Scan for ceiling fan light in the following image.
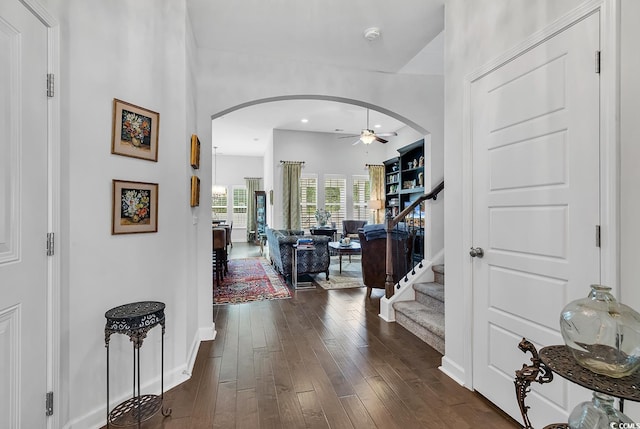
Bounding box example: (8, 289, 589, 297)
(361, 134, 376, 144)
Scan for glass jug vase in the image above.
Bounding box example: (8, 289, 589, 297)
(568, 392, 633, 429)
(560, 284, 640, 378)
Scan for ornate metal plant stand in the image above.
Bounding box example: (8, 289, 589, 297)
(515, 338, 640, 429)
(105, 301, 171, 427)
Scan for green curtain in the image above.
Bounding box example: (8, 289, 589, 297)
(245, 177, 261, 242)
(368, 164, 385, 224)
(282, 162, 302, 230)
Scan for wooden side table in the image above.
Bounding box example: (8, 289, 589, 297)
(328, 241, 361, 273)
(310, 227, 337, 241)
(105, 301, 171, 427)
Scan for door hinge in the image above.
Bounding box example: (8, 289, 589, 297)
(46, 73, 54, 97)
(596, 225, 601, 248)
(595, 51, 601, 74)
(46, 391, 53, 416)
(46, 232, 54, 256)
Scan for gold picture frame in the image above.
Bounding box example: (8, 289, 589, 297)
(111, 99, 160, 162)
(190, 134, 201, 169)
(112, 179, 159, 234)
(190, 175, 200, 207)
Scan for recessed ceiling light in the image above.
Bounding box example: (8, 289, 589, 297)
(301, 118, 309, 123)
(253, 138, 259, 141)
(363, 27, 381, 41)
(374, 124, 381, 129)
(335, 128, 344, 132)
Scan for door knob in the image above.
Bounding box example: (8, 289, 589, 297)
(469, 247, 484, 258)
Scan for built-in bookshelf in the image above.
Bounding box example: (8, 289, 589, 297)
(384, 139, 424, 217)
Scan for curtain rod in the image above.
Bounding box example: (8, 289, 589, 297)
(243, 177, 262, 179)
(365, 164, 384, 167)
(280, 160, 305, 164)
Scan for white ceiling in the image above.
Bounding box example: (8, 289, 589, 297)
(187, 0, 444, 156)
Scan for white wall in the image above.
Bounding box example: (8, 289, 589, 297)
(443, 0, 640, 420)
(49, 0, 198, 427)
(443, 0, 588, 384)
(194, 48, 446, 231)
(42, 1, 446, 426)
(619, 0, 640, 419)
(271, 129, 388, 229)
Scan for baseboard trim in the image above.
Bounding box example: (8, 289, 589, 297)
(64, 365, 191, 429)
(439, 356, 469, 389)
(65, 325, 216, 429)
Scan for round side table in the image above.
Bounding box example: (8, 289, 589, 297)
(105, 301, 171, 427)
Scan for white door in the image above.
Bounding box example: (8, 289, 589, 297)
(0, 1, 49, 428)
(471, 12, 600, 426)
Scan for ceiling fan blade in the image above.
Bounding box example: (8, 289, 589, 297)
(375, 136, 388, 144)
(339, 134, 361, 139)
(376, 132, 398, 137)
(352, 139, 362, 146)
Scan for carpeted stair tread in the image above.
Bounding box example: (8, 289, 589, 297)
(413, 282, 444, 313)
(414, 282, 444, 302)
(432, 264, 444, 285)
(393, 301, 444, 337)
(393, 300, 444, 354)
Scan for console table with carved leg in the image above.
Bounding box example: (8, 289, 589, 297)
(515, 338, 640, 429)
(105, 301, 172, 428)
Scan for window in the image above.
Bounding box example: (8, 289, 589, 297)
(300, 175, 317, 230)
(324, 175, 346, 231)
(352, 175, 370, 222)
(232, 186, 248, 227)
(211, 191, 228, 221)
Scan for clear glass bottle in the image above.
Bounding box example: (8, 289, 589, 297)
(560, 284, 640, 378)
(568, 392, 633, 429)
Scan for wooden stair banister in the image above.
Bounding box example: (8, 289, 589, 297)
(384, 180, 444, 298)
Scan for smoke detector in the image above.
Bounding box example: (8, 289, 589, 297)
(363, 27, 381, 41)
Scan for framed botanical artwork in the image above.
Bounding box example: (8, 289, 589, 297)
(111, 99, 160, 162)
(190, 175, 200, 207)
(112, 180, 159, 234)
(190, 134, 201, 169)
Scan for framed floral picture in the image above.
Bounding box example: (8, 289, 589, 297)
(111, 99, 159, 162)
(190, 134, 201, 169)
(190, 175, 200, 207)
(112, 180, 159, 234)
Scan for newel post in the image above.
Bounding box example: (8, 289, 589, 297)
(384, 212, 394, 298)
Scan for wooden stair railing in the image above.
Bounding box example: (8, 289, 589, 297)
(384, 180, 444, 298)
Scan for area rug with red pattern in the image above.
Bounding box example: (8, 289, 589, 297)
(214, 257, 291, 304)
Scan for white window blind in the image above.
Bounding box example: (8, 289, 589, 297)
(324, 175, 346, 231)
(232, 186, 248, 227)
(300, 175, 318, 230)
(211, 191, 228, 221)
(352, 175, 370, 222)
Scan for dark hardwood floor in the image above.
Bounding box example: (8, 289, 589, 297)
(109, 242, 520, 428)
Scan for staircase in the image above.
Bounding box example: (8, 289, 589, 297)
(392, 264, 444, 354)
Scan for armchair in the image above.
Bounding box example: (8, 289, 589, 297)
(342, 220, 367, 241)
(358, 226, 413, 298)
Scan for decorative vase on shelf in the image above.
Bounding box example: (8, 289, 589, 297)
(568, 392, 633, 429)
(560, 284, 640, 378)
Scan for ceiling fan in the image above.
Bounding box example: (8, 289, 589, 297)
(341, 108, 398, 145)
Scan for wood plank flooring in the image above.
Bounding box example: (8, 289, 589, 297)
(106, 243, 520, 429)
